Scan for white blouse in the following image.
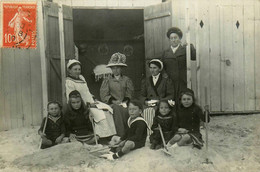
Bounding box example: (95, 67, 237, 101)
(65, 75, 95, 104)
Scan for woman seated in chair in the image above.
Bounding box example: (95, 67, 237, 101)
(100, 52, 134, 137)
(140, 59, 175, 136)
(65, 59, 116, 141)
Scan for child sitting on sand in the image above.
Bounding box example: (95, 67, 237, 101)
(150, 100, 177, 150)
(166, 88, 210, 150)
(38, 101, 66, 149)
(64, 90, 97, 144)
(101, 100, 148, 160)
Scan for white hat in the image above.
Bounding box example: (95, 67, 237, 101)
(149, 59, 164, 71)
(107, 52, 127, 67)
(67, 59, 81, 70)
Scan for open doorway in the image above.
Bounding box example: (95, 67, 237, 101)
(73, 9, 145, 99)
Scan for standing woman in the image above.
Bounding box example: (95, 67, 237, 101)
(140, 59, 175, 135)
(162, 27, 196, 105)
(65, 59, 116, 139)
(100, 53, 134, 137)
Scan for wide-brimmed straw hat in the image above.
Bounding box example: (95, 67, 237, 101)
(107, 52, 127, 67)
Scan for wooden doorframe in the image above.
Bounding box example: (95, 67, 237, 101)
(58, 1, 67, 107)
(38, 0, 48, 118)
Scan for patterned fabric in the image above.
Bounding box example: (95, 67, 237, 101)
(107, 52, 127, 67)
(142, 107, 155, 136)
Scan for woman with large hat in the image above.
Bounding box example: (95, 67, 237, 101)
(140, 59, 175, 135)
(162, 27, 196, 105)
(100, 52, 134, 137)
(65, 59, 116, 142)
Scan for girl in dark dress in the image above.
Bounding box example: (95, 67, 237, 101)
(167, 88, 209, 149)
(150, 100, 178, 150)
(64, 90, 96, 144)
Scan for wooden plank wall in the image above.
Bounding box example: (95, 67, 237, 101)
(198, 0, 259, 112)
(43, 1, 75, 104)
(232, 1, 244, 111)
(255, 0, 260, 110)
(53, 0, 161, 7)
(208, 2, 221, 111)
(157, 0, 260, 112)
(144, 0, 172, 76)
(0, 1, 43, 131)
(244, 0, 256, 111)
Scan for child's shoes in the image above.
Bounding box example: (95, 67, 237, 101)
(110, 147, 117, 153)
(170, 143, 179, 149)
(150, 143, 156, 150)
(100, 152, 115, 160)
(155, 144, 163, 150)
(42, 137, 52, 146)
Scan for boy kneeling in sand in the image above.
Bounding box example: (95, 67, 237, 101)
(101, 100, 148, 160)
(38, 101, 67, 149)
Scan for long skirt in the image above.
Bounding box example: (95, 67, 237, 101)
(111, 104, 129, 137)
(90, 108, 116, 138)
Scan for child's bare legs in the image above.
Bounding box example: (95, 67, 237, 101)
(61, 137, 70, 144)
(167, 134, 192, 147)
(177, 134, 192, 146)
(167, 134, 182, 146)
(121, 140, 135, 154)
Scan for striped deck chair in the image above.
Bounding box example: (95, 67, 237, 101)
(142, 107, 155, 136)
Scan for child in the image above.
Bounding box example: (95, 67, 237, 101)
(64, 90, 97, 144)
(150, 100, 177, 150)
(101, 100, 148, 160)
(38, 101, 66, 149)
(166, 88, 210, 149)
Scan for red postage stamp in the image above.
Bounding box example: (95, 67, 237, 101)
(2, 3, 37, 49)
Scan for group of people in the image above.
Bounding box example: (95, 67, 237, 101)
(38, 27, 209, 160)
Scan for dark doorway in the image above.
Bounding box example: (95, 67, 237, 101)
(73, 9, 145, 99)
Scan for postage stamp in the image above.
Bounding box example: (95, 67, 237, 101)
(2, 3, 37, 49)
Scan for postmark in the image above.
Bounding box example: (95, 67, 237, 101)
(2, 3, 37, 49)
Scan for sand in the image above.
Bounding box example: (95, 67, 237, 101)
(0, 114, 260, 172)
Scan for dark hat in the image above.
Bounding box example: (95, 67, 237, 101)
(47, 101, 62, 109)
(69, 90, 82, 98)
(180, 88, 195, 100)
(167, 27, 183, 39)
(128, 99, 143, 110)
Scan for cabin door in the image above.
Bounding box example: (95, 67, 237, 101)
(43, 1, 75, 103)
